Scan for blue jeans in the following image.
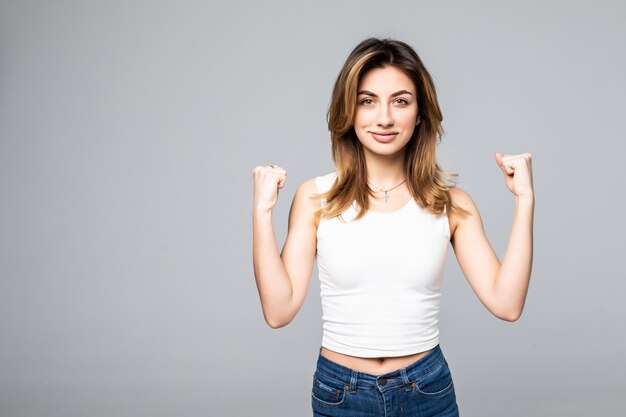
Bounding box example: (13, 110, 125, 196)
(311, 344, 459, 416)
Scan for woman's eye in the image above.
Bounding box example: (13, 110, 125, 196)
(360, 98, 374, 105)
(396, 98, 409, 105)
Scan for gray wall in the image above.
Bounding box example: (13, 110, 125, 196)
(1, 1, 624, 416)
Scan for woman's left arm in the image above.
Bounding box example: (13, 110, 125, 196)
(450, 152, 534, 321)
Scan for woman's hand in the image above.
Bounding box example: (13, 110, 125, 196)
(252, 165, 288, 213)
(494, 153, 534, 199)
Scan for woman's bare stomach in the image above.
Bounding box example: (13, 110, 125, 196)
(320, 346, 434, 375)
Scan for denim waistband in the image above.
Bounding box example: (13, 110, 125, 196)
(315, 345, 445, 391)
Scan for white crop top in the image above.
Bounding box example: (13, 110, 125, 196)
(315, 172, 451, 357)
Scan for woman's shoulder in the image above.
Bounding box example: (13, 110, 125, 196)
(294, 177, 319, 198)
(293, 171, 336, 197)
(294, 172, 335, 199)
(448, 185, 473, 207)
(291, 172, 336, 217)
(288, 174, 334, 227)
(447, 185, 481, 238)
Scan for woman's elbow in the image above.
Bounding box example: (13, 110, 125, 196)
(263, 311, 294, 329)
(266, 317, 290, 329)
(495, 307, 523, 322)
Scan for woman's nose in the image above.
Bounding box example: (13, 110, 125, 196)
(377, 106, 394, 127)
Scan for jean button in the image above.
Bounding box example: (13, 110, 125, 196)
(379, 378, 387, 386)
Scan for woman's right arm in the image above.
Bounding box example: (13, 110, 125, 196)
(252, 166, 319, 328)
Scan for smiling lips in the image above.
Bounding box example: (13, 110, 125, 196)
(370, 131, 398, 143)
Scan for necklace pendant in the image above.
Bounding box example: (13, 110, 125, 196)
(367, 178, 406, 204)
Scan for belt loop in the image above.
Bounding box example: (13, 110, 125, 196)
(349, 370, 358, 394)
(400, 368, 412, 391)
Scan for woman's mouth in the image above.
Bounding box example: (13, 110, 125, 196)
(371, 132, 398, 143)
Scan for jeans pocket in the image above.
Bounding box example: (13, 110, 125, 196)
(413, 359, 455, 398)
(311, 371, 346, 407)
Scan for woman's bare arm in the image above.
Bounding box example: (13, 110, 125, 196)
(450, 153, 534, 321)
(252, 167, 319, 328)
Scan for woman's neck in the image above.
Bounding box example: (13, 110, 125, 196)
(364, 152, 406, 189)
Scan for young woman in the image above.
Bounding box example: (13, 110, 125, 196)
(252, 38, 534, 417)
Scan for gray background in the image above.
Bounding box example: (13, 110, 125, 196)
(1, 1, 625, 416)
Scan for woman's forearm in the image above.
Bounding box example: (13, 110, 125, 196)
(493, 195, 535, 320)
(252, 209, 294, 328)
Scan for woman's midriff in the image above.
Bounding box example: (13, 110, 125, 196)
(320, 346, 434, 375)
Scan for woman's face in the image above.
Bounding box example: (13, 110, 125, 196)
(353, 65, 418, 160)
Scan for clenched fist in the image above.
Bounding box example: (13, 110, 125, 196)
(495, 152, 534, 199)
(252, 165, 288, 213)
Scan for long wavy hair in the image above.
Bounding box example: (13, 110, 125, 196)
(317, 37, 470, 221)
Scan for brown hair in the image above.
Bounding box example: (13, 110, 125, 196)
(317, 37, 470, 221)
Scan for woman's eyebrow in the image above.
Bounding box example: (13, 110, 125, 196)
(357, 89, 414, 97)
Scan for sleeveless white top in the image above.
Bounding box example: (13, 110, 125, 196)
(315, 172, 451, 357)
